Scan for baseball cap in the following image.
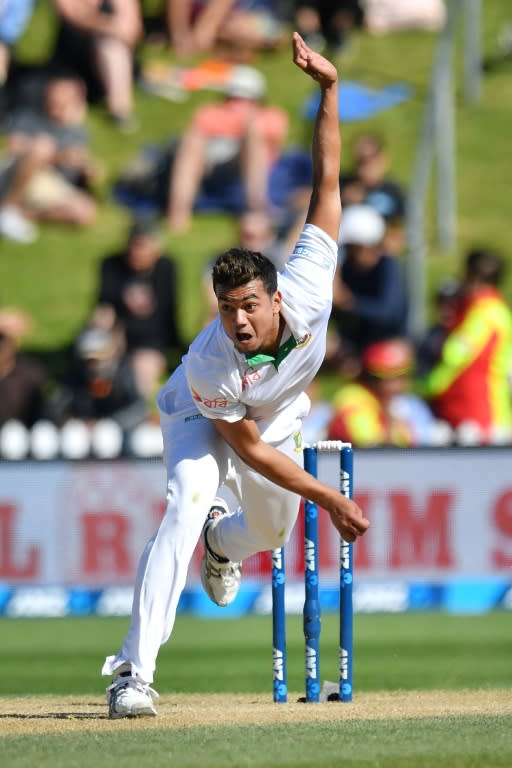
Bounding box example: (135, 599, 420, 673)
(362, 339, 413, 379)
(435, 276, 461, 302)
(226, 66, 267, 100)
(339, 204, 386, 246)
(76, 327, 117, 361)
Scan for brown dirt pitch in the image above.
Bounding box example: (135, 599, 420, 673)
(0, 690, 511, 735)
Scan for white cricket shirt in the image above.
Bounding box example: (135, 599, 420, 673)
(157, 224, 337, 444)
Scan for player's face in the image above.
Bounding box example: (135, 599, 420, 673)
(216, 279, 282, 355)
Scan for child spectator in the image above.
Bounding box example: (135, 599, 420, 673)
(0, 74, 97, 243)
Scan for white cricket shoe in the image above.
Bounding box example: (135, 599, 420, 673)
(106, 668, 159, 719)
(201, 499, 242, 607)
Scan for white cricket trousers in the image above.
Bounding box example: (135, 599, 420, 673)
(102, 413, 303, 683)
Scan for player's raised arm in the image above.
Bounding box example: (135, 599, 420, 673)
(292, 32, 341, 243)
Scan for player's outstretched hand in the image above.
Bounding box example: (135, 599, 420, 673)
(326, 495, 370, 543)
(292, 31, 338, 89)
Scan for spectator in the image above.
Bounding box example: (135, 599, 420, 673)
(52, 322, 149, 431)
(419, 248, 512, 443)
(165, 0, 287, 59)
(0, 310, 50, 428)
(416, 276, 461, 377)
(91, 216, 183, 399)
(327, 338, 428, 447)
(294, 1, 365, 53)
(50, 0, 143, 131)
(0, 74, 97, 243)
(166, 68, 289, 232)
(328, 203, 409, 375)
(340, 133, 406, 255)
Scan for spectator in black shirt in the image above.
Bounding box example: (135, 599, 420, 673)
(91, 216, 182, 400)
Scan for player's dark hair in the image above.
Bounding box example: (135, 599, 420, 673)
(212, 248, 278, 296)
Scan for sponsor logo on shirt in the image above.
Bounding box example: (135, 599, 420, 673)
(191, 388, 228, 409)
(241, 368, 262, 391)
(293, 246, 331, 270)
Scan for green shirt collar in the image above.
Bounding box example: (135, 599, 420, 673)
(245, 334, 298, 370)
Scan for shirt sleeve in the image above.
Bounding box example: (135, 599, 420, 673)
(184, 345, 246, 423)
(278, 224, 338, 327)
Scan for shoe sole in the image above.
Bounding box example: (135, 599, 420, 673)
(109, 706, 157, 719)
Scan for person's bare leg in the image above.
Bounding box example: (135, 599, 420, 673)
(36, 191, 97, 226)
(2, 136, 56, 208)
(167, 127, 209, 233)
(0, 42, 9, 85)
(95, 36, 134, 121)
(239, 120, 272, 212)
(217, 10, 285, 51)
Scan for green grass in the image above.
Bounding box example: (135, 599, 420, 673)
(0, 612, 510, 695)
(2, 1, 512, 385)
(2, 716, 512, 768)
(0, 613, 511, 767)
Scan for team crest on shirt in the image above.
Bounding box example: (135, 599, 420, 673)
(295, 332, 312, 349)
(294, 431, 303, 453)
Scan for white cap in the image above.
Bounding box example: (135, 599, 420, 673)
(226, 66, 267, 100)
(339, 204, 386, 246)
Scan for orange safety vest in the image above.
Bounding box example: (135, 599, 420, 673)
(421, 287, 512, 438)
(327, 381, 413, 447)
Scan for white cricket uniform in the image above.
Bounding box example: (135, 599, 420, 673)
(102, 224, 337, 684)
